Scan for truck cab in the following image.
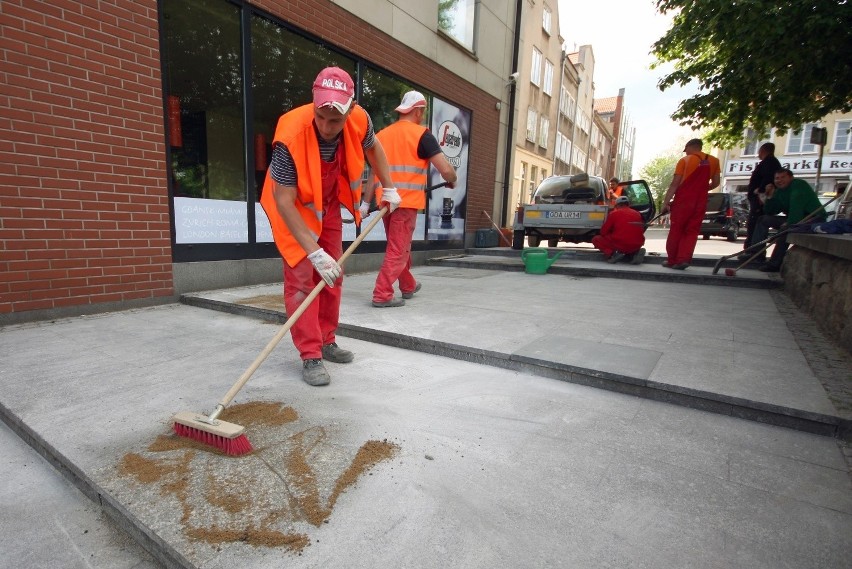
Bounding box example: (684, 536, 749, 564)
(512, 173, 656, 249)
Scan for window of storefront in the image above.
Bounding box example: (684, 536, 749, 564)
(160, 0, 470, 261)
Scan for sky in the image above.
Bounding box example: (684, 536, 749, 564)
(558, 0, 699, 172)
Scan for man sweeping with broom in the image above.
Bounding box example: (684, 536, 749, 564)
(171, 68, 399, 455)
(261, 66, 399, 386)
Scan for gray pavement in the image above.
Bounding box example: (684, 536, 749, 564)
(2, 252, 851, 568)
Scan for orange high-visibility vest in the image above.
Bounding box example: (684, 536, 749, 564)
(375, 120, 429, 210)
(260, 103, 368, 267)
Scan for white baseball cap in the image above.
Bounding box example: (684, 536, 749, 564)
(395, 91, 427, 113)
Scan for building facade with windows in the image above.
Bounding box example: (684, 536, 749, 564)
(595, 87, 634, 182)
(1, 0, 519, 323)
(562, 46, 599, 179)
(720, 112, 852, 197)
(508, 0, 563, 217)
(552, 50, 580, 177)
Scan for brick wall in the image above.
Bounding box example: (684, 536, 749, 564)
(0, 0, 172, 317)
(0, 0, 500, 319)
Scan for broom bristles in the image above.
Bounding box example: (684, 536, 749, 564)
(173, 422, 253, 456)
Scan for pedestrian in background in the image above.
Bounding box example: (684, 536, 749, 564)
(751, 168, 826, 272)
(743, 142, 782, 249)
(369, 90, 457, 308)
(261, 66, 400, 386)
(660, 138, 721, 269)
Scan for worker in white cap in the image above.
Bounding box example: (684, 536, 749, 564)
(368, 90, 457, 307)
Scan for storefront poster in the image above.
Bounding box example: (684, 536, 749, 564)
(428, 98, 470, 240)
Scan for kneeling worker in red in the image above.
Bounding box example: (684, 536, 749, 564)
(592, 196, 646, 264)
(261, 67, 399, 386)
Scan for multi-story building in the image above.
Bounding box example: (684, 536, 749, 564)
(552, 49, 581, 177)
(1, 0, 520, 323)
(508, 0, 564, 216)
(565, 46, 599, 180)
(588, 113, 612, 179)
(720, 112, 852, 197)
(595, 88, 635, 181)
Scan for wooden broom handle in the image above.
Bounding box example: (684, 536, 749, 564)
(213, 205, 390, 414)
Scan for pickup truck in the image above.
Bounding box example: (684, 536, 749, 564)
(511, 173, 656, 249)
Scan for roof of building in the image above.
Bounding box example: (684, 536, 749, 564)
(594, 97, 618, 114)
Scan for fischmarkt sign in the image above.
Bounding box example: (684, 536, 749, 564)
(725, 155, 852, 177)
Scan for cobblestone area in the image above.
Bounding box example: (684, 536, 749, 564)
(772, 290, 852, 477)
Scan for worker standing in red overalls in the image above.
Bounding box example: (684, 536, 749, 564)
(660, 138, 721, 270)
(261, 67, 399, 386)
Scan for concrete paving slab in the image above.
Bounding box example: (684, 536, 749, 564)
(0, 420, 162, 569)
(186, 262, 846, 435)
(516, 335, 663, 379)
(2, 304, 851, 568)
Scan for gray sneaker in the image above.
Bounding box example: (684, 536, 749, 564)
(606, 251, 625, 264)
(372, 298, 405, 308)
(322, 342, 354, 363)
(630, 248, 646, 265)
(401, 282, 422, 300)
(302, 358, 330, 386)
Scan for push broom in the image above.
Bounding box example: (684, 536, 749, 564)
(173, 183, 448, 455)
(172, 203, 390, 455)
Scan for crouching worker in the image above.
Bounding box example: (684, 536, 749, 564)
(260, 67, 398, 387)
(592, 196, 646, 264)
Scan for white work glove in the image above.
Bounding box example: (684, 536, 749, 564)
(358, 201, 370, 219)
(381, 187, 401, 212)
(307, 248, 341, 287)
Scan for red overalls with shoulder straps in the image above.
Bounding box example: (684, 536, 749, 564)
(283, 145, 345, 360)
(666, 154, 711, 265)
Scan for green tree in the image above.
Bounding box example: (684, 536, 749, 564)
(651, 1, 852, 148)
(639, 153, 680, 211)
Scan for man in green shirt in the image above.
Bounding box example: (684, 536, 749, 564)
(752, 168, 826, 272)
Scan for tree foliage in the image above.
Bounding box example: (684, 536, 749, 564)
(651, 0, 852, 148)
(639, 153, 680, 211)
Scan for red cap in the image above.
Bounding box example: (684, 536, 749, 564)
(312, 67, 355, 114)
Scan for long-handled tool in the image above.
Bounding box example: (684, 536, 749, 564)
(713, 194, 839, 275)
(629, 211, 666, 229)
(172, 202, 394, 456)
(481, 210, 512, 247)
(341, 182, 449, 223)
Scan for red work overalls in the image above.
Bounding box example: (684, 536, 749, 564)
(282, 147, 345, 360)
(666, 156, 711, 265)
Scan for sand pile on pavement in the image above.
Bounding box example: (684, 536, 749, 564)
(117, 401, 398, 554)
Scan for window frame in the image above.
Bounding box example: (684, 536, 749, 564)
(542, 6, 552, 35)
(526, 107, 537, 142)
(530, 48, 542, 86)
(832, 120, 852, 152)
(543, 59, 554, 96)
(437, 0, 477, 52)
(786, 123, 819, 154)
(539, 116, 550, 148)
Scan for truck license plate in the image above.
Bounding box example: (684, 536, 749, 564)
(546, 211, 581, 219)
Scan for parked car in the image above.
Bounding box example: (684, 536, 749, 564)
(700, 192, 748, 241)
(511, 173, 655, 248)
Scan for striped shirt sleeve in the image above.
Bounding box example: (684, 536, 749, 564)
(268, 111, 376, 187)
